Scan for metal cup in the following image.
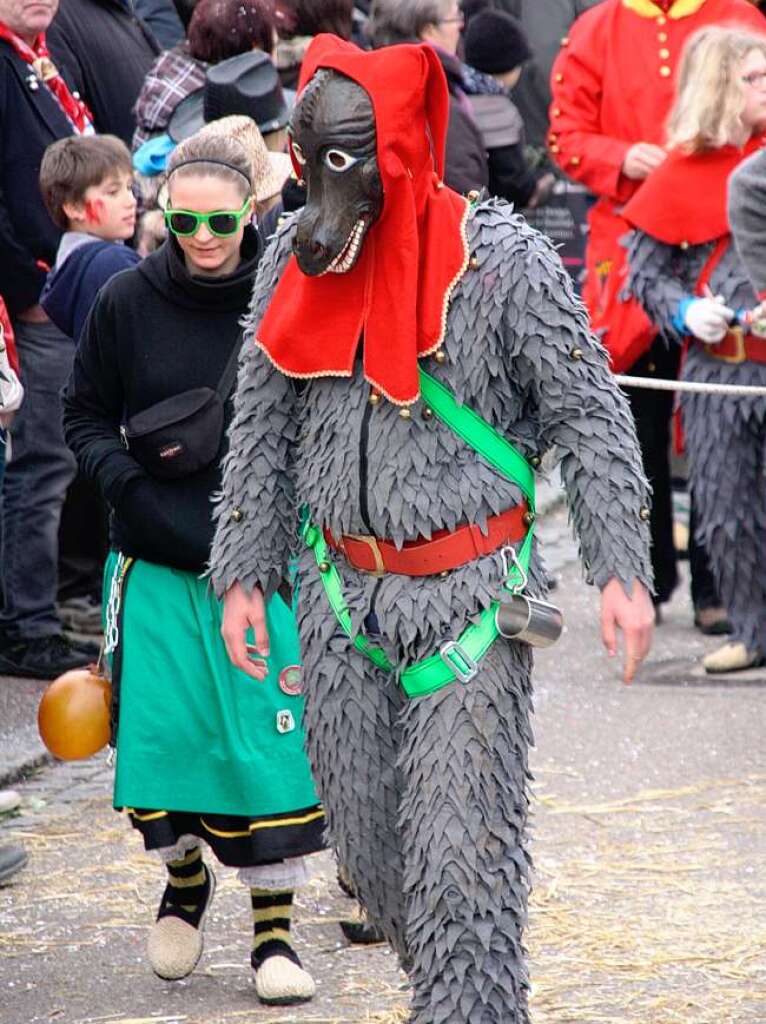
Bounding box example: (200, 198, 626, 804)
(495, 593, 563, 648)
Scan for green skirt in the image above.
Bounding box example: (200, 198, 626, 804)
(105, 552, 324, 866)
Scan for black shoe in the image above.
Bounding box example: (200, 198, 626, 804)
(339, 905, 387, 945)
(57, 595, 103, 636)
(0, 634, 96, 680)
(693, 606, 732, 636)
(0, 844, 28, 884)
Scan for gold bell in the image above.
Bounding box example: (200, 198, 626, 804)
(569, 347, 583, 361)
(530, 455, 541, 469)
(422, 406, 434, 421)
(467, 189, 481, 202)
(369, 390, 382, 406)
(523, 511, 536, 527)
(469, 256, 480, 270)
(434, 349, 447, 364)
(639, 506, 651, 522)
(230, 507, 243, 523)
(318, 561, 331, 573)
(399, 407, 412, 420)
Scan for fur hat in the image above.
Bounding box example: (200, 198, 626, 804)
(464, 10, 532, 75)
(194, 115, 292, 203)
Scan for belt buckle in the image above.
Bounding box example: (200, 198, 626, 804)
(345, 534, 386, 576)
(439, 640, 478, 683)
(715, 325, 746, 364)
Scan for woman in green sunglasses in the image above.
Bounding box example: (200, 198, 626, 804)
(63, 130, 323, 1005)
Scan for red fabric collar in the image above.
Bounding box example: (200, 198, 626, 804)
(256, 35, 470, 406)
(622, 136, 765, 245)
(0, 22, 92, 134)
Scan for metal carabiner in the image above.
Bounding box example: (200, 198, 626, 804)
(500, 544, 528, 595)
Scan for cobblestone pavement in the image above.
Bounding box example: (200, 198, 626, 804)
(2, 497, 766, 1023)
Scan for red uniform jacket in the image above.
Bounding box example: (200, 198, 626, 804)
(549, 0, 766, 370)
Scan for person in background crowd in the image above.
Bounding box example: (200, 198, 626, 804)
(63, 129, 323, 1004)
(479, 0, 604, 156)
(625, 26, 766, 673)
(132, 0, 278, 151)
(135, 0, 185, 49)
(367, 0, 489, 195)
(548, 0, 765, 632)
(39, 136, 139, 344)
(0, 0, 100, 680)
(275, 0, 354, 87)
(463, 8, 555, 206)
(46, 0, 160, 146)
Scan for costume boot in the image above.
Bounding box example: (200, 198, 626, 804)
(147, 846, 216, 980)
(703, 641, 762, 674)
(250, 888, 315, 1005)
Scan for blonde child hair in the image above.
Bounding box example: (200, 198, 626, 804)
(667, 26, 766, 153)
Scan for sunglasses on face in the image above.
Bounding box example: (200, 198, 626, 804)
(163, 196, 252, 238)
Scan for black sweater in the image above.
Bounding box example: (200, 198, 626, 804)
(63, 228, 261, 572)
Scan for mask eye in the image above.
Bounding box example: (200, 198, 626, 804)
(291, 140, 307, 166)
(324, 148, 359, 172)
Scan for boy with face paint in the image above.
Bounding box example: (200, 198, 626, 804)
(212, 35, 654, 1024)
(39, 135, 139, 343)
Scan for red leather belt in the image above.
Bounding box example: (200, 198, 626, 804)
(703, 327, 766, 365)
(323, 503, 531, 577)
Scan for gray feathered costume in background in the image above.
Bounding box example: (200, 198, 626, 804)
(627, 223, 766, 658)
(210, 197, 652, 1021)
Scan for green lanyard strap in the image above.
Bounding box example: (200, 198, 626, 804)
(303, 367, 537, 698)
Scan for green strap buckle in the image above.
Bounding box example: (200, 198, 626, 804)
(438, 640, 478, 683)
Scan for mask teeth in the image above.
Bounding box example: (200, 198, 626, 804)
(323, 218, 365, 275)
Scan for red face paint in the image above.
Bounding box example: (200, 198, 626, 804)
(84, 198, 104, 225)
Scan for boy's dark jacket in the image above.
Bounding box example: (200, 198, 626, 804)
(63, 227, 261, 573)
(41, 237, 140, 342)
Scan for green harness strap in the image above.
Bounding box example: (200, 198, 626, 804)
(303, 368, 536, 699)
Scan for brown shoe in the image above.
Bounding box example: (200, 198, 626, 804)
(694, 606, 732, 636)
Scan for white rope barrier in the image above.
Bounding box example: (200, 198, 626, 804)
(615, 374, 766, 397)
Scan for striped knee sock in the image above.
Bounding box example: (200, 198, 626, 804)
(251, 888, 300, 967)
(163, 846, 207, 916)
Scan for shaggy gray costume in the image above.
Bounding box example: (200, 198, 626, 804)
(211, 199, 652, 1023)
(627, 232, 766, 656)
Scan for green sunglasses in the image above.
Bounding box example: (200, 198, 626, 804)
(164, 196, 252, 238)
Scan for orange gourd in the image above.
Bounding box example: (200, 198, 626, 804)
(38, 668, 111, 761)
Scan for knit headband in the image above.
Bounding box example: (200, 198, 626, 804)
(168, 157, 253, 188)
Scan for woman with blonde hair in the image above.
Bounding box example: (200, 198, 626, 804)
(63, 129, 323, 1002)
(624, 25, 766, 674)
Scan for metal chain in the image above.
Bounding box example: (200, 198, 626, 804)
(103, 553, 127, 656)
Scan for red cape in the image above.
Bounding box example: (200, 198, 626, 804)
(621, 135, 765, 244)
(256, 35, 469, 406)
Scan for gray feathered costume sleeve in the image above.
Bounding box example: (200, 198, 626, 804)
(729, 146, 766, 297)
(210, 220, 298, 601)
(626, 230, 690, 342)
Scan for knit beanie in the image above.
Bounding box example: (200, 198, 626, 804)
(464, 10, 532, 75)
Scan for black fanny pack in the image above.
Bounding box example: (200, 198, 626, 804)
(120, 331, 243, 480)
